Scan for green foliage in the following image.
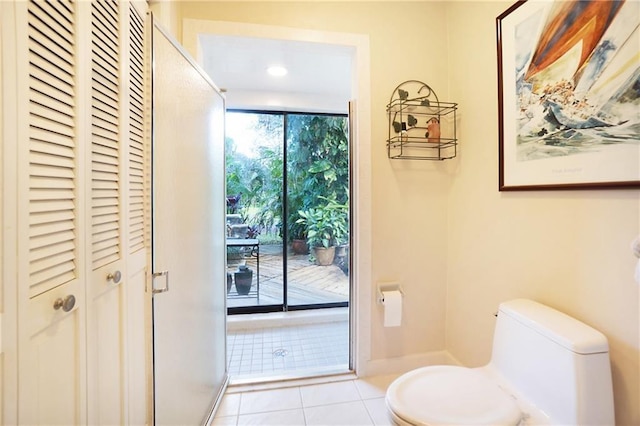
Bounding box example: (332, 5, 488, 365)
(296, 196, 348, 248)
(286, 114, 349, 242)
(225, 112, 349, 246)
(225, 114, 284, 234)
(225, 137, 251, 205)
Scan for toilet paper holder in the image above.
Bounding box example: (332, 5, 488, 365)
(377, 284, 404, 304)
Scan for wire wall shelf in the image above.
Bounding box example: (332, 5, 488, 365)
(386, 80, 458, 160)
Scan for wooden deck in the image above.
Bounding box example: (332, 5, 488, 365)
(227, 244, 349, 308)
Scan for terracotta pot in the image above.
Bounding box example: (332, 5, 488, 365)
(291, 239, 309, 255)
(313, 246, 336, 266)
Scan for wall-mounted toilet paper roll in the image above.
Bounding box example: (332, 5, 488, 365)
(382, 290, 402, 327)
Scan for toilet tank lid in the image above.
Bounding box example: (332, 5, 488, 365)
(499, 299, 609, 354)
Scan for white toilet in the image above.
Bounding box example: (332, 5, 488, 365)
(386, 299, 615, 425)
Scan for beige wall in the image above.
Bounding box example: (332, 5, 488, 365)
(446, 2, 639, 424)
(174, 1, 452, 364)
(162, 1, 639, 424)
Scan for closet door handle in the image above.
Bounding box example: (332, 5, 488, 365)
(107, 270, 122, 284)
(53, 295, 76, 312)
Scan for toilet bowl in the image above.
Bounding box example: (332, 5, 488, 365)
(385, 299, 615, 426)
(386, 365, 522, 426)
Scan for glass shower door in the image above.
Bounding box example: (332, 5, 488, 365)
(151, 20, 227, 424)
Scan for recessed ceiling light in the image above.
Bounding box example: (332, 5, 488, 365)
(267, 66, 288, 77)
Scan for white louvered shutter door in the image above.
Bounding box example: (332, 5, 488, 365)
(28, 0, 78, 298)
(128, 3, 146, 255)
(86, 1, 126, 424)
(90, 0, 121, 269)
(18, 0, 87, 424)
(124, 5, 150, 423)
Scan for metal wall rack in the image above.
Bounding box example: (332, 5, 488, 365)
(386, 80, 458, 160)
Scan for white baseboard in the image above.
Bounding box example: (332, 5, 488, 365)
(357, 350, 461, 377)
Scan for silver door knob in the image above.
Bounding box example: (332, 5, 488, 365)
(53, 295, 76, 312)
(107, 270, 122, 284)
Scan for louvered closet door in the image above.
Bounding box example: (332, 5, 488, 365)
(18, 0, 87, 424)
(124, 3, 150, 424)
(86, 1, 127, 424)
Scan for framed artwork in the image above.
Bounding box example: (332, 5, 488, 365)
(497, 0, 640, 190)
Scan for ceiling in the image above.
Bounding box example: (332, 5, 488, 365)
(198, 34, 354, 111)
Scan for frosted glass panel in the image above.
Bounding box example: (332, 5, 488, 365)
(151, 21, 227, 425)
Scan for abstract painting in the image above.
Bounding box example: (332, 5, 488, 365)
(497, 0, 640, 190)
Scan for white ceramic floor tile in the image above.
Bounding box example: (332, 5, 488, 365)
(304, 401, 373, 426)
(216, 393, 241, 417)
(363, 398, 394, 426)
(228, 321, 348, 378)
(239, 387, 302, 415)
(300, 380, 361, 407)
(354, 374, 399, 400)
(237, 408, 305, 425)
(211, 415, 238, 426)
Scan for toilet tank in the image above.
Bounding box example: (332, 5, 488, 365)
(489, 299, 614, 425)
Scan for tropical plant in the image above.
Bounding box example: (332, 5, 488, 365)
(296, 196, 348, 249)
(226, 194, 242, 214)
(225, 114, 284, 236)
(246, 225, 261, 239)
(225, 112, 349, 245)
(252, 144, 283, 234)
(285, 114, 349, 243)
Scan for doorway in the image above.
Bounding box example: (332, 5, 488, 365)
(225, 110, 350, 315)
(188, 23, 371, 382)
(224, 109, 352, 381)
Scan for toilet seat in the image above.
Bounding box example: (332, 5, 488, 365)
(386, 365, 522, 426)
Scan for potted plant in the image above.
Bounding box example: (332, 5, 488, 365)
(296, 196, 348, 266)
(226, 194, 242, 214)
(246, 225, 260, 239)
(288, 219, 309, 255)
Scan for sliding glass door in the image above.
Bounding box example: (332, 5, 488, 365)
(225, 111, 350, 314)
(226, 112, 284, 312)
(285, 114, 350, 309)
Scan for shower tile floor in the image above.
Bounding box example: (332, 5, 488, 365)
(227, 319, 349, 380)
(214, 374, 400, 425)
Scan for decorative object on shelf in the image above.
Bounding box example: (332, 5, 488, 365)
(234, 264, 253, 295)
(386, 80, 457, 160)
(497, 0, 639, 190)
(426, 117, 440, 143)
(227, 272, 233, 294)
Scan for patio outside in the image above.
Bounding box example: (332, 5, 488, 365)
(225, 111, 350, 312)
(226, 243, 349, 308)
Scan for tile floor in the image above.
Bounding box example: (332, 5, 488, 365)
(227, 320, 349, 380)
(213, 375, 399, 425)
